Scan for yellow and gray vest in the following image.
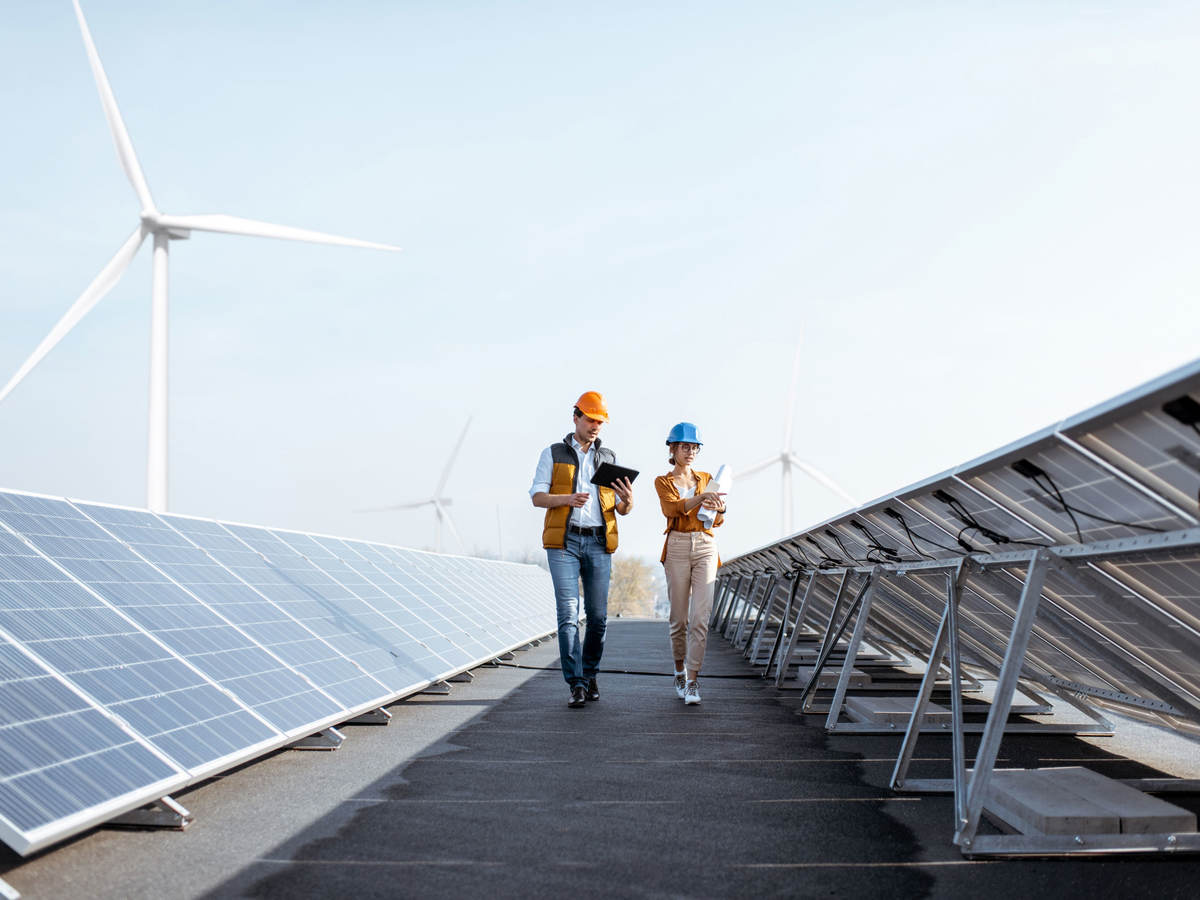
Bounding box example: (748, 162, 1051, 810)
(541, 435, 619, 553)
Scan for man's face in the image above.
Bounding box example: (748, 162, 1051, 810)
(574, 413, 604, 444)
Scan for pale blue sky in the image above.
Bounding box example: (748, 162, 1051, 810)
(2, 1, 1199, 563)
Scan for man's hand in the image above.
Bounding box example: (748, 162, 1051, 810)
(531, 491, 590, 510)
(612, 477, 634, 505)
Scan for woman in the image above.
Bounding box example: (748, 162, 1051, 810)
(654, 422, 726, 705)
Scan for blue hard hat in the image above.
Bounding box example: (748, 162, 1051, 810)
(665, 422, 703, 445)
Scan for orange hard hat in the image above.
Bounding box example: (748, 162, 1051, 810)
(574, 390, 609, 422)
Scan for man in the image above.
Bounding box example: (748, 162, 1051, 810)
(530, 391, 634, 708)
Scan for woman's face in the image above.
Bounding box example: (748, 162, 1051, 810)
(672, 442, 700, 465)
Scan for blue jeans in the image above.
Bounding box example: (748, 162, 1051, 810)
(547, 532, 612, 686)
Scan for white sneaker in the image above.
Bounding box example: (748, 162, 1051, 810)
(684, 680, 701, 705)
(673, 672, 687, 699)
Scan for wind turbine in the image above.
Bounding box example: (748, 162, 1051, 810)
(357, 418, 472, 553)
(0, 1, 400, 513)
(740, 340, 858, 535)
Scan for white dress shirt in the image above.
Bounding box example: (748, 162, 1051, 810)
(529, 436, 605, 528)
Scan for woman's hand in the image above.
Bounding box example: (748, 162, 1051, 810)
(698, 491, 723, 508)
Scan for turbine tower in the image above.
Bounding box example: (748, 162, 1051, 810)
(0, 1, 400, 513)
(740, 340, 858, 535)
(357, 418, 472, 553)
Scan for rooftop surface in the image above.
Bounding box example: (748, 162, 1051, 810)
(2, 619, 1199, 898)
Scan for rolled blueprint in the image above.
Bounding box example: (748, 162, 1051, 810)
(698, 464, 731, 528)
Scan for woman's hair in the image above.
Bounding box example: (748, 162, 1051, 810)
(667, 442, 697, 465)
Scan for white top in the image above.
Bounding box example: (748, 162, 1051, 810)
(529, 436, 605, 527)
(679, 484, 695, 499)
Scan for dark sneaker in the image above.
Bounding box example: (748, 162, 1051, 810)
(586, 678, 600, 702)
(568, 684, 586, 708)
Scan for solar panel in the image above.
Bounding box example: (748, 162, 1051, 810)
(1067, 378, 1200, 517)
(472, 556, 559, 641)
(150, 513, 384, 710)
(0, 494, 280, 773)
(0, 488, 554, 857)
(406, 551, 533, 649)
(351, 543, 500, 665)
(0, 608, 186, 855)
(72, 503, 347, 735)
(312, 538, 484, 669)
(720, 357, 1200, 857)
(267, 530, 456, 685)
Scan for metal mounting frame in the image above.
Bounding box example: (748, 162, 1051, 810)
(291, 727, 344, 750)
(345, 707, 392, 726)
(876, 553, 1200, 860)
(105, 794, 193, 830)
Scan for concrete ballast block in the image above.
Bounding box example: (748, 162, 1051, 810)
(984, 767, 1197, 836)
(797, 666, 871, 689)
(843, 695, 949, 725)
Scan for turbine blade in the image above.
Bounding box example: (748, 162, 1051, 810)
(73, 0, 156, 213)
(738, 455, 781, 478)
(0, 226, 145, 405)
(783, 336, 803, 450)
(154, 214, 401, 252)
(436, 502, 466, 551)
(788, 455, 859, 506)
(435, 417, 472, 498)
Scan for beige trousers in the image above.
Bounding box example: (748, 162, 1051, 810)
(664, 531, 718, 674)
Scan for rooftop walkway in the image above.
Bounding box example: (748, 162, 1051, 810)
(4, 619, 1199, 898)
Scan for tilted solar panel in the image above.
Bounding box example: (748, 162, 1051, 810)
(357, 544, 499, 665)
(308, 536, 479, 669)
(218, 522, 427, 698)
(0, 625, 186, 856)
(163, 516, 393, 710)
(407, 551, 531, 649)
(0, 495, 280, 773)
(71, 503, 347, 735)
(724, 356, 1200, 734)
(0, 489, 554, 856)
(268, 530, 455, 685)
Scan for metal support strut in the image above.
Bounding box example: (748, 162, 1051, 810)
(957, 551, 1051, 848)
(107, 795, 193, 830)
(292, 727, 345, 750)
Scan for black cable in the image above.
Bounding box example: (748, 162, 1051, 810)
(883, 507, 962, 557)
(785, 544, 818, 569)
(935, 490, 1048, 549)
(805, 535, 847, 569)
(849, 520, 906, 563)
(1012, 459, 1166, 542)
(1033, 471, 1163, 534)
(825, 530, 866, 564)
(1027, 470, 1083, 541)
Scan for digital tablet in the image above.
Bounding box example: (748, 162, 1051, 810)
(590, 461, 639, 487)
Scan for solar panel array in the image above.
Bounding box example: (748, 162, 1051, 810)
(720, 356, 1200, 729)
(716, 356, 1200, 855)
(0, 490, 553, 856)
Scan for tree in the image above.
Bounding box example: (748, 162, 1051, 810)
(608, 555, 656, 618)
